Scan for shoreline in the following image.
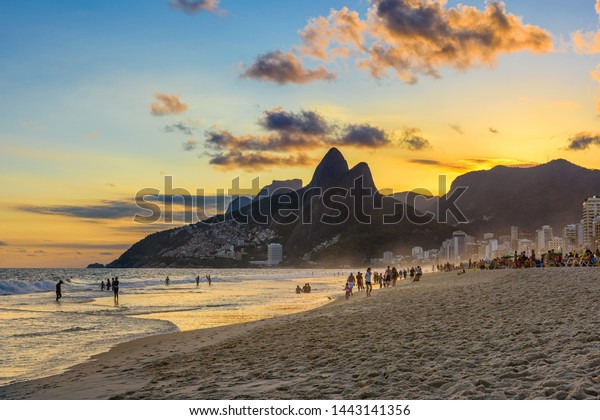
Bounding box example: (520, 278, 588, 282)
(1, 268, 599, 400)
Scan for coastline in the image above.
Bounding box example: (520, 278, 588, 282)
(1, 268, 599, 400)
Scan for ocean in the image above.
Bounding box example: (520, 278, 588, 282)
(0, 268, 348, 387)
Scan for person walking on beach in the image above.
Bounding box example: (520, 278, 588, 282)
(196, 275, 200, 287)
(346, 273, 355, 295)
(365, 267, 373, 297)
(344, 282, 351, 300)
(55, 280, 64, 301)
(112, 277, 119, 305)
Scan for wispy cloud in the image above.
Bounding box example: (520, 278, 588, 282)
(164, 122, 196, 136)
(208, 151, 318, 170)
(449, 124, 464, 135)
(489, 127, 499, 134)
(0, 241, 8, 246)
(182, 138, 199, 151)
(19, 201, 137, 220)
(170, 0, 224, 15)
(151, 93, 188, 116)
(241, 50, 336, 85)
(399, 127, 431, 151)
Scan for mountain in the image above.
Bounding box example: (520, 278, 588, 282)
(393, 159, 600, 234)
(253, 179, 302, 201)
(108, 148, 453, 267)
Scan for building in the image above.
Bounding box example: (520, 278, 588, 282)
(411, 247, 423, 259)
(562, 224, 578, 253)
(510, 226, 519, 250)
(267, 243, 283, 266)
(547, 238, 564, 253)
(452, 230, 467, 261)
(383, 251, 394, 264)
(583, 196, 600, 248)
(536, 225, 553, 253)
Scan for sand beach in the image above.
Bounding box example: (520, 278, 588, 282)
(1, 268, 599, 400)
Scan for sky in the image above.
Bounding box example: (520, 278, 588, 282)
(1, 0, 600, 267)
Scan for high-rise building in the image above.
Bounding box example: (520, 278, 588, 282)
(562, 224, 578, 253)
(511, 226, 519, 251)
(536, 225, 553, 253)
(583, 196, 600, 248)
(452, 230, 467, 260)
(547, 238, 564, 252)
(267, 243, 283, 266)
(383, 251, 394, 264)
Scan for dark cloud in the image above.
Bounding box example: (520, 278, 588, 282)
(338, 124, 391, 148)
(203, 108, 402, 169)
(408, 159, 440, 166)
(399, 127, 431, 151)
(182, 139, 199, 151)
(449, 124, 464, 135)
(106, 183, 117, 188)
(0, 241, 8, 246)
(489, 127, 499, 134)
(19, 201, 136, 220)
(259, 109, 331, 136)
(25, 243, 131, 250)
(209, 151, 318, 170)
(100, 252, 114, 256)
(241, 50, 336, 85)
(165, 122, 196, 136)
(565, 132, 600, 151)
(170, 0, 223, 15)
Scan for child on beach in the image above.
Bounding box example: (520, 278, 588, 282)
(344, 283, 351, 300)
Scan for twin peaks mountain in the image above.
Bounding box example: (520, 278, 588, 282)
(107, 149, 600, 268)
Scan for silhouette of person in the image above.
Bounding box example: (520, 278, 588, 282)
(56, 280, 64, 301)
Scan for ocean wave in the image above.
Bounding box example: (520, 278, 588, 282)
(0, 280, 56, 296)
(11, 326, 95, 338)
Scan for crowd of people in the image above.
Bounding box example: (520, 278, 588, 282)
(342, 265, 423, 299)
(459, 249, 600, 271)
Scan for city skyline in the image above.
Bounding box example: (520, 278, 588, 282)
(2, 1, 600, 267)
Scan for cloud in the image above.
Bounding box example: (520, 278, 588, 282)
(338, 124, 391, 148)
(19, 201, 137, 220)
(170, 0, 223, 15)
(202, 108, 401, 169)
(106, 183, 117, 187)
(408, 159, 440, 166)
(565, 132, 600, 151)
(100, 252, 115, 256)
(208, 151, 318, 170)
(25, 243, 131, 250)
(572, 31, 600, 54)
(298, 7, 368, 60)
(247, 1, 552, 85)
(489, 127, 499, 134)
(164, 122, 196, 136)
(259, 109, 331, 136)
(0, 241, 8, 246)
(449, 124, 464, 135)
(361, 0, 552, 82)
(151, 93, 188, 116)
(241, 50, 336, 84)
(182, 139, 199, 151)
(399, 127, 431, 151)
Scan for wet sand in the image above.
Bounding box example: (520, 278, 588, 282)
(1, 268, 599, 400)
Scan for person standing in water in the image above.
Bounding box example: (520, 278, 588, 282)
(100, 280, 105, 291)
(196, 275, 200, 288)
(56, 280, 64, 301)
(207, 275, 211, 286)
(165, 276, 170, 286)
(112, 277, 119, 305)
(106, 278, 111, 291)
